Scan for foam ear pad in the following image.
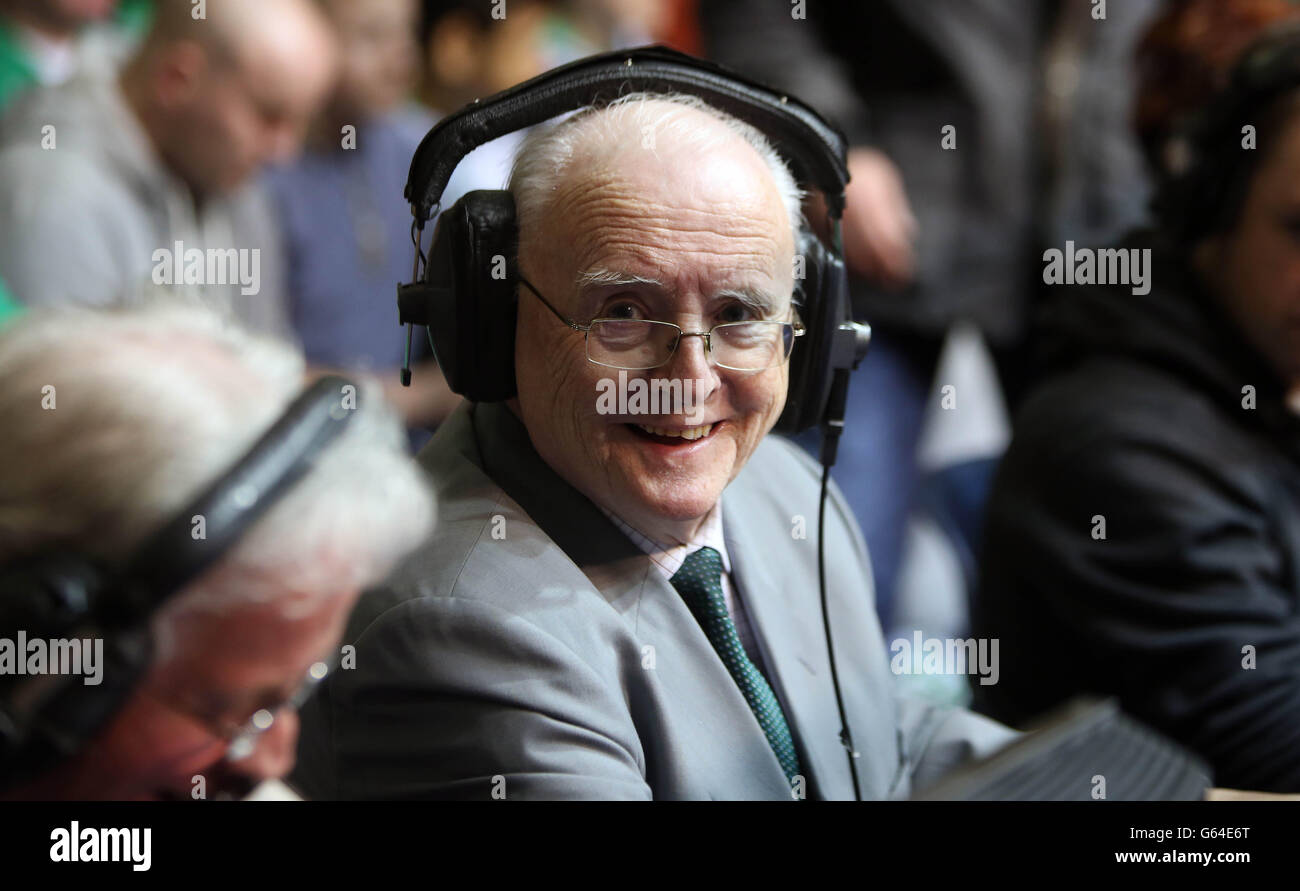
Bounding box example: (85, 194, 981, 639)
(776, 234, 843, 434)
(422, 191, 520, 402)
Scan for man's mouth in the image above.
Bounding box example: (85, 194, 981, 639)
(627, 421, 719, 445)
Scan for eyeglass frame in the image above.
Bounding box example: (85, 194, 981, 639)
(147, 656, 334, 763)
(517, 274, 805, 372)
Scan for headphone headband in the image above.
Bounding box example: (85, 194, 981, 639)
(404, 45, 850, 222)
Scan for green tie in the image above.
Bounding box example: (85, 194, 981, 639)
(670, 546, 802, 783)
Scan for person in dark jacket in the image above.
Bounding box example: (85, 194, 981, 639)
(701, 0, 1161, 626)
(975, 24, 1300, 792)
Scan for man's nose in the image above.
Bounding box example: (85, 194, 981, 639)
(661, 331, 721, 404)
(228, 710, 298, 782)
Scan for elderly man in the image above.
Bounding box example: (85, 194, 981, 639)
(0, 303, 433, 800)
(0, 0, 336, 336)
(292, 92, 1012, 800)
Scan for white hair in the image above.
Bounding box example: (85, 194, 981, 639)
(0, 301, 434, 648)
(508, 91, 806, 246)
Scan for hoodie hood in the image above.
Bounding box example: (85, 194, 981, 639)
(1033, 228, 1300, 439)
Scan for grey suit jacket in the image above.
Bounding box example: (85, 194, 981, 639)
(292, 401, 1013, 799)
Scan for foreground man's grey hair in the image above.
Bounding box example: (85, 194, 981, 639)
(508, 92, 807, 242)
(0, 303, 434, 646)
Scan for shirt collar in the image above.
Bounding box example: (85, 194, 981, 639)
(598, 501, 732, 582)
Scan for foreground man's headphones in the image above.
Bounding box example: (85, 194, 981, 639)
(0, 375, 358, 793)
(397, 45, 871, 441)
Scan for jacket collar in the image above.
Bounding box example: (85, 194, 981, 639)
(720, 480, 893, 800)
(467, 401, 647, 581)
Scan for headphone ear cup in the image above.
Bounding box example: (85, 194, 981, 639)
(0, 626, 152, 791)
(0, 555, 150, 791)
(423, 191, 520, 402)
(776, 233, 846, 434)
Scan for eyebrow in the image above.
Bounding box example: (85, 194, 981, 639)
(574, 268, 784, 317)
(574, 269, 665, 291)
(714, 287, 780, 317)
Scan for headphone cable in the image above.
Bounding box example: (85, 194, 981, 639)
(818, 366, 862, 801)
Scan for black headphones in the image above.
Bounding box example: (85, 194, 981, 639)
(396, 45, 871, 441)
(0, 374, 358, 793)
(1154, 21, 1300, 245)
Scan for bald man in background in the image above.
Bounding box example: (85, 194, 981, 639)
(0, 0, 337, 336)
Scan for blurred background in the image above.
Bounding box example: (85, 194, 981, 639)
(2, 0, 1295, 715)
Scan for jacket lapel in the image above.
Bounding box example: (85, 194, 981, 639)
(722, 494, 864, 799)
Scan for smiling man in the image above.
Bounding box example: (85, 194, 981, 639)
(511, 99, 799, 544)
(292, 92, 1013, 800)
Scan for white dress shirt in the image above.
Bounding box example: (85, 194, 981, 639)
(598, 503, 769, 672)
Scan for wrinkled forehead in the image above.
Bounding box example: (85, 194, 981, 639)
(534, 144, 797, 307)
(153, 596, 346, 690)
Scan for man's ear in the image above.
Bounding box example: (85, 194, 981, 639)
(152, 41, 210, 108)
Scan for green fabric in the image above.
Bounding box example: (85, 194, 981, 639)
(0, 277, 23, 326)
(670, 546, 802, 782)
(0, 2, 153, 113)
(0, 21, 38, 113)
(115, 0, 154, 37)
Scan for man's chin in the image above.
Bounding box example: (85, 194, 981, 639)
(607, 461, 730, 521)
(614, 477, 725, 528)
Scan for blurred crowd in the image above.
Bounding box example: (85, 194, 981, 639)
(4, 0, 1300, 797)
(0, 0, 691, 446)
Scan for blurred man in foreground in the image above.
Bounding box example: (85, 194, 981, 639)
(0, 303, 433, 799)
(0, 0, 337, 336)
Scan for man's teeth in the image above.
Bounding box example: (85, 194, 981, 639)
(636, 423, 714, 441)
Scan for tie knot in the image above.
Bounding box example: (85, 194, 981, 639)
(673, 546, 724, 590)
